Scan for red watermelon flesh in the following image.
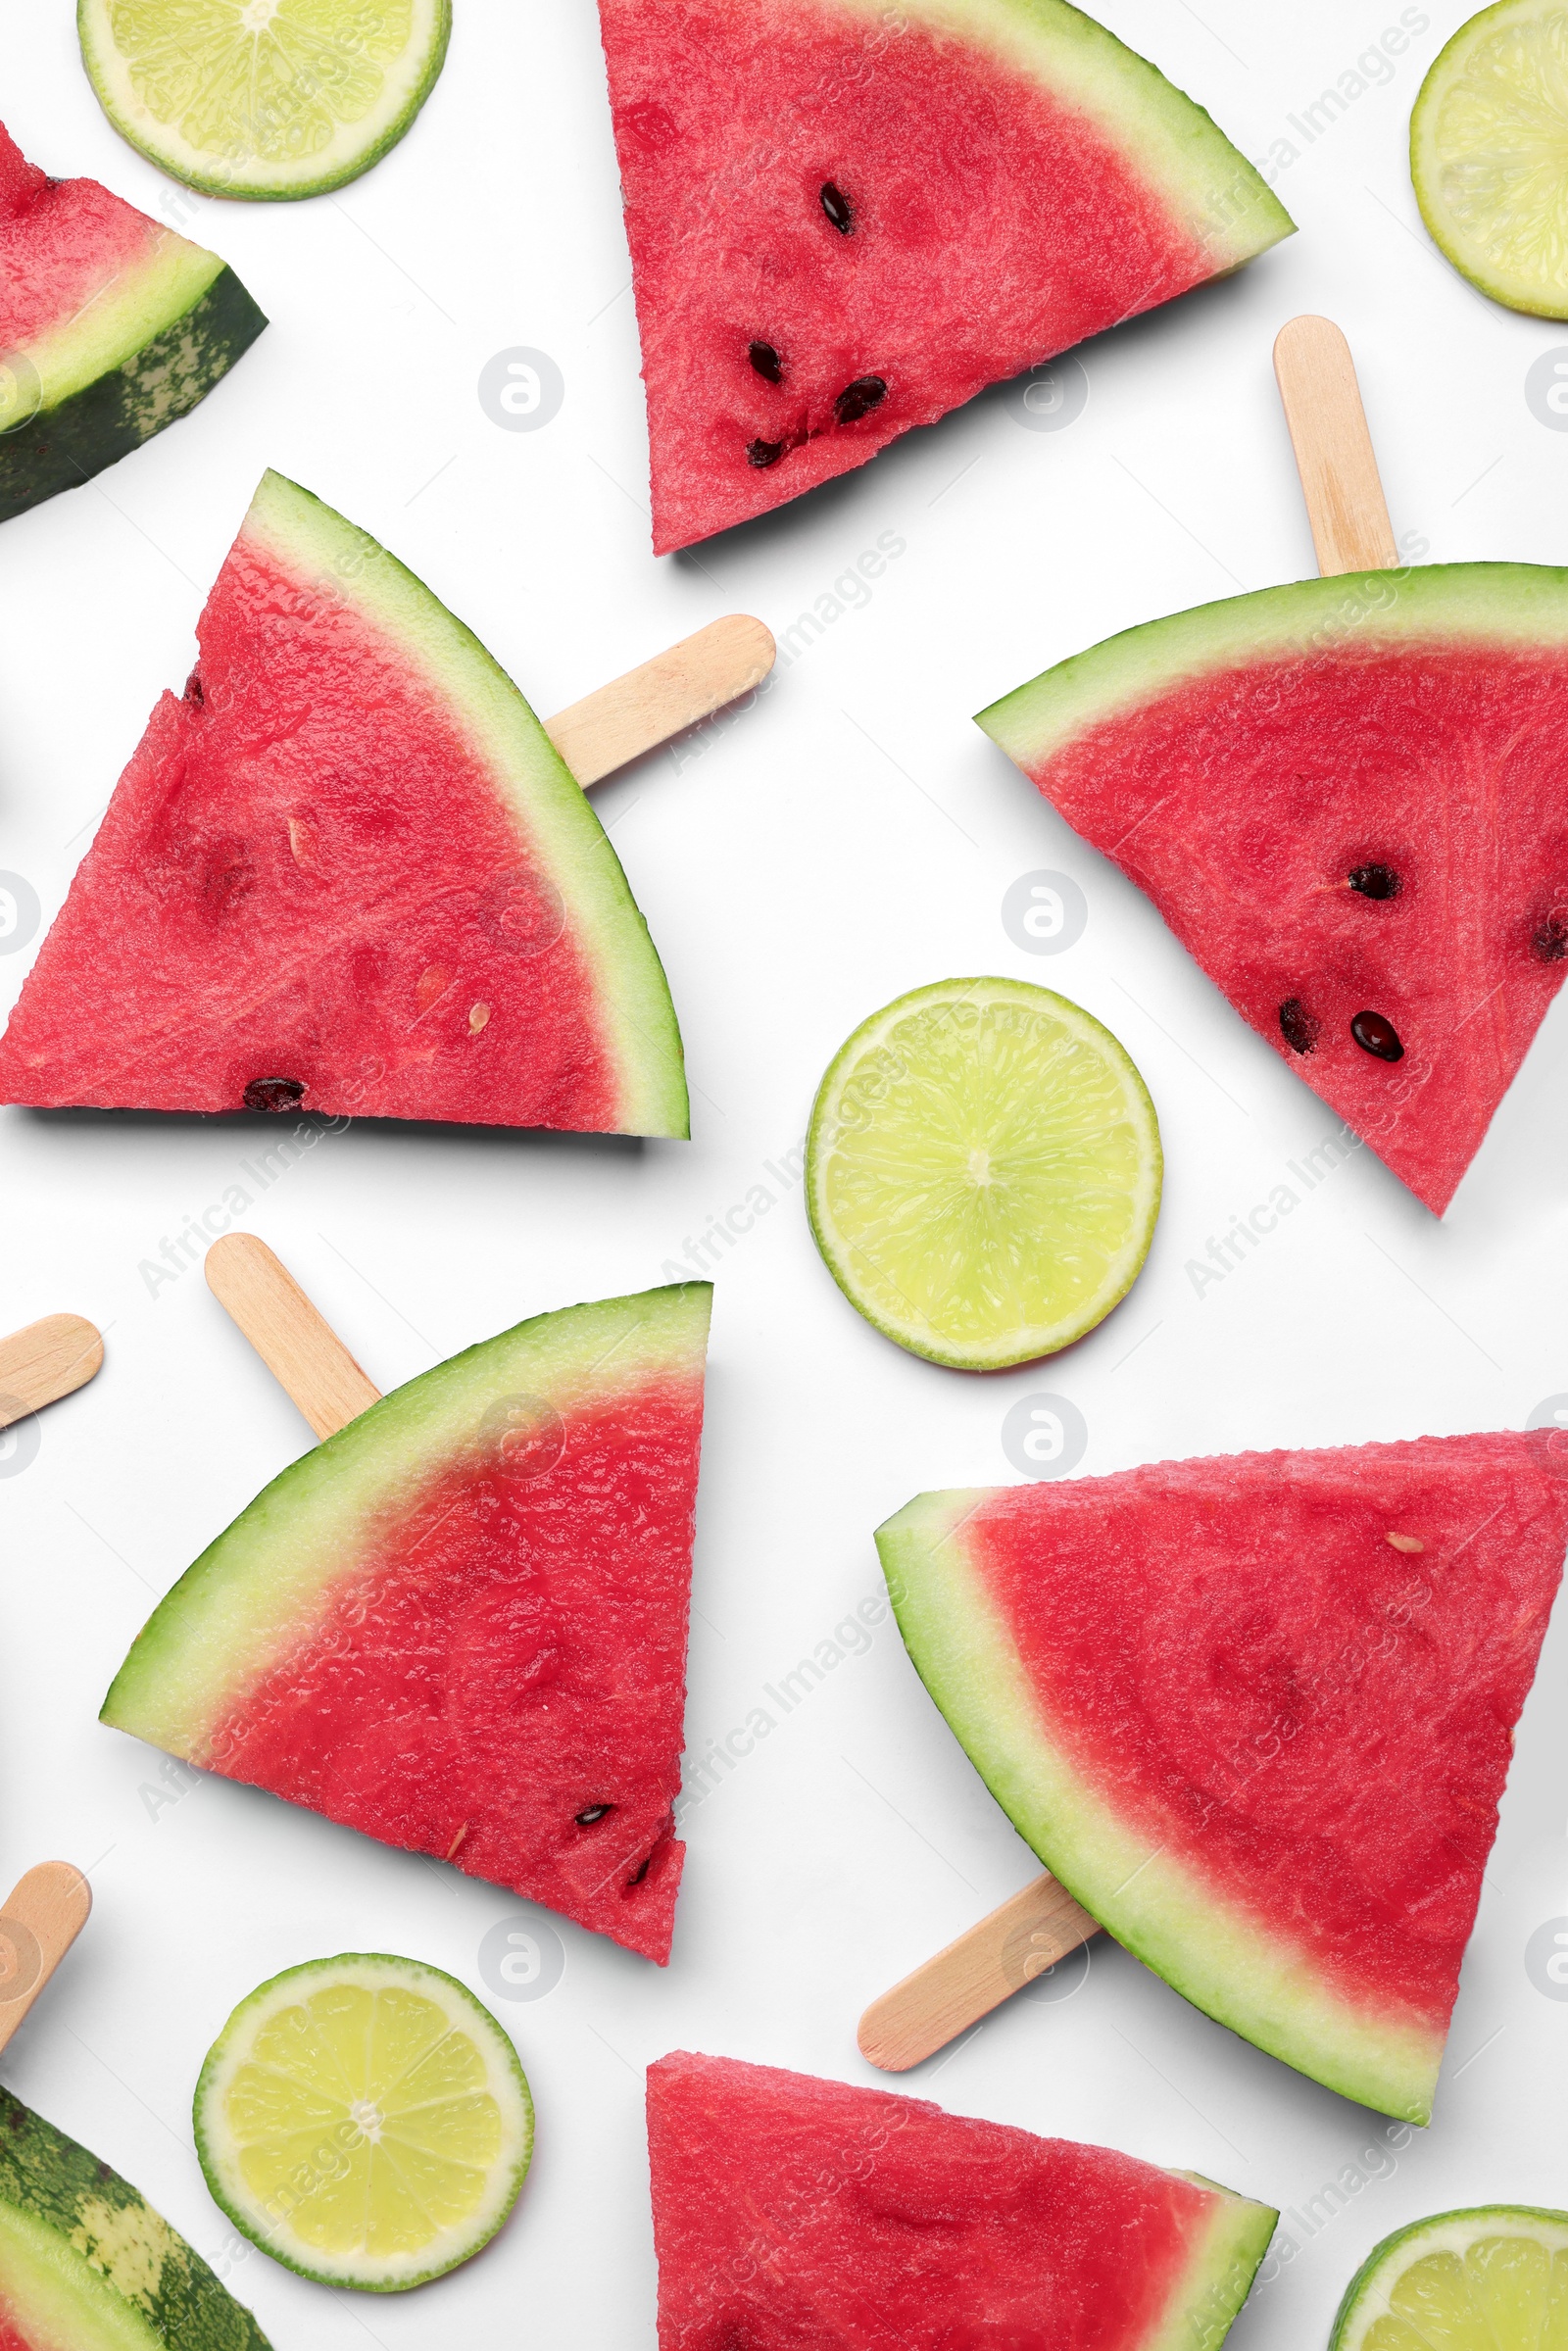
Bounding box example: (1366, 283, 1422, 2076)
(1, 121, 149, 342)
(0, 470, 688, 1137)
(878, 1430, 1568, 2121)
(102, 1284, 710, 1962)
(977, 564, 1568, 1214)
(647, 2051, 1277, 2348)
(598, 0, 1293, 552)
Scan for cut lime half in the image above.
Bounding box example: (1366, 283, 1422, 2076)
(194, 1952, 533, 2291)
(78, 0, 451, 200)
(1412, 0, 1568, 316)
(806, 977, 1161, 1371)
(1330, 2206, 1568, 2348)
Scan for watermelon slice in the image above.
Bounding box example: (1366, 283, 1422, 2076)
(102, 1282, 711, 1962)
(977, 563, 1568, 1214)
(0, 2084, 270, 2348)
(0, 470, 688, 1136)
(0, 121, 265, 523)
(647, 2051, 1277, 2345)
(597, 0, 1294, 552)
(876, 1431, 1568, 2122)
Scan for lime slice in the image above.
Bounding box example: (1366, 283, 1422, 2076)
(806, 977, 1161, 1371)
(78, 0, 451, 200)
(193, 1952, 533, 2291)
(1411, 0, 1568, 316)
(1330, 2206, 1568, 2350)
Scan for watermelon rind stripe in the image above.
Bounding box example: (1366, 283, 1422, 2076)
(0, 2086, 271, 2348)
(241, 470, 690, 1138)
(876, 1488, 1444, 2124)
(1146, 2182, 1277, 2351)
(0, 264, 267, 525)
(101, 1282, 711, 1760)
(1328, 2205, 1568, 2350)
(975, 561, 1568, 774)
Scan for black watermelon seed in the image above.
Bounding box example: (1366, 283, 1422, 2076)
(627, 1855, 653, 1887)
(1279, 999, 1319, 1056)
(184, 668, 204, 707)
(820, 180, 853, 232)
(747, 436, 785, 467)
(1351, 1010, 1404, 1061)
(1533, 915, 1568, 961)
(574, 1803, 614, 1826)
(749, 340, 783, 384)
(834, 374, 887, 425)
(1348, 862, 1399, 900)
(243, 1077, 306, 1112)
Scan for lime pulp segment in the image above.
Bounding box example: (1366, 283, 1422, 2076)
(1412, 0, 1568, 316)
(806, 977, 1161, 1370)
(194, 1954, 533, 2291)
(78, 0, 452, 200)
(1331, 2207, 1568, 2350)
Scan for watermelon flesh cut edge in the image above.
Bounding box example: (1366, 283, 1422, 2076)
(877, 1430, 1568, 2122)
(0, 469, 688, 1137)
(977, 563, 1568, 1214)
(598, 0, 1293, 552)
(647, 2051, 1277, 2347)
(102, 1283, 711, 1963)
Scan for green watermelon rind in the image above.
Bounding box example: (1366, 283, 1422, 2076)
(101, 1281, 712, 1761)
(1328, 2205, 1568, 2349)
(241, 470, 690, 1139)
(875, 1487, 1445, 2125)
(0, 2085, 271, 2348)
(192, 1952, 533, 2293)
(974, 561, 1568, 774)
(1146, 2180, 1277, 2351)
(77, 0, 453, 202)
(0, 262, 267, 525)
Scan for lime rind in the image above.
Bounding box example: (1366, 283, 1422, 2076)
(806, 976, 1161, 1371)
(193, 1953, 533, 2293)
(1411, 0, 1568, 317)
(1330, 2205, 1568, 2349)
(77, 0, 452, 201)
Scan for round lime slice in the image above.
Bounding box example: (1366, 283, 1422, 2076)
(806, 976, 1161, 1371)
(1330, 2206, 1568, 2348)
(194, 1952, 533, 2291)
(78, 0, 451, 200)
(1411, 0, 1568, 316)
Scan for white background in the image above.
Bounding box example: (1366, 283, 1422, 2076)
(4, 1, 1568, 2343)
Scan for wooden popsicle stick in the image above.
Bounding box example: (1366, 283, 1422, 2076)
(0, 1863, 92, 2056)
(0, 1314, 103, 1431)
(1273, 316, 1398, 578)
(858, 1873, 1102, 2073)
(205, 1233, 379, 1442)
(545, 613, 775, 787)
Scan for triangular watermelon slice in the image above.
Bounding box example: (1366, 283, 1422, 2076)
(102, 1282, 711, 1962)
(647, 2051, 1278, 2344)
(877, 1431, 1568, 2122)
(977, 564, 1568, 1214)
(1, 120, 265, 521)
(597, 0, 1294, 552)
(0, 470, 688, 1136)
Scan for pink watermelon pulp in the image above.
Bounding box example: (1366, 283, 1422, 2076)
(977, 563, 1568, 1213)
(878, 1431, 1568, 2120)
(647, 2051, 1277, 2346)
(598, 0, 1293, 552)
(102, 1283, 711, 1962)
(0, 470, 688, 1136)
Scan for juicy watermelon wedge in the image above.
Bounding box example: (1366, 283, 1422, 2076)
(977, 563, 1568, 1214)
(647, 2051, 1277, 2345)
(877, 1432, 1568, 2122)
(0, 470, 688, 1136)
(102, 1282, 711, 1962)
(597, 0, 1294, 552)
(0, 120, 265, 522)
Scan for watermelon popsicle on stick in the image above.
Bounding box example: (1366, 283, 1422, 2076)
(979, 315, 1568, 1216)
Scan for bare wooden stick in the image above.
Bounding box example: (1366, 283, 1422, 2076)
(206, 1234, 380, 1442)
(0, 1863, 92, 2056)
(858, 1873, 1102, 2073)
(545, 614, 775, 787)
(0, 1314, 103, 1432)
(1273, 317, 1397, 578)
